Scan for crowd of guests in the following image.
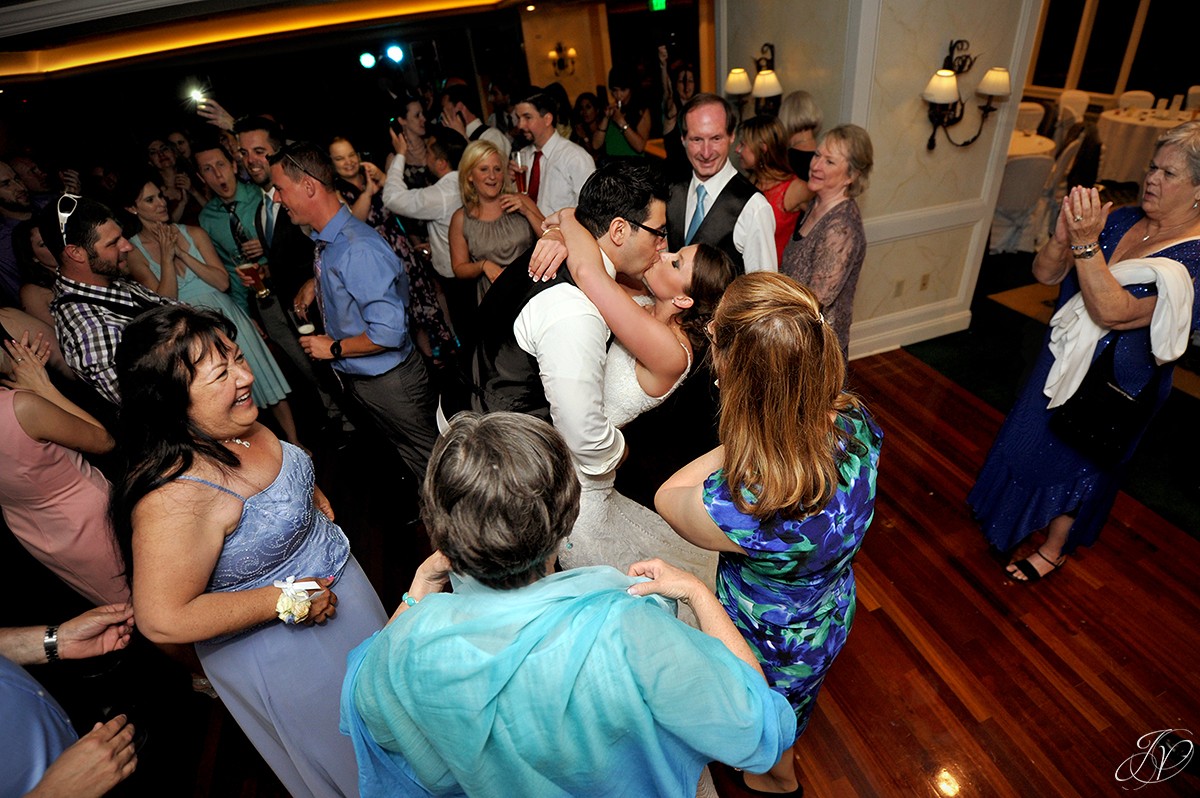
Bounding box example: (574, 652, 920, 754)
(0, 64, 881, 797)
(2, 56, 1195, 797)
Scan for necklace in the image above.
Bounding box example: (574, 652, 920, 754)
(1142, 216, 1197, 242)
(223, 437, 251, 449)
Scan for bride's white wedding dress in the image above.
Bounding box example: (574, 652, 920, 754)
(560, 301, 718, 596)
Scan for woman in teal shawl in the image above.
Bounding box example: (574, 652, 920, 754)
(340, 412, 796, 797)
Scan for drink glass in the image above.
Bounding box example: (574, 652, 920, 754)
(236, 262, 271, 299)
(288, 309, 315, 336)
(511, 150, 526, 194)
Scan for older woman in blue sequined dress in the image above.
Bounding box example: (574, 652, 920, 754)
(970, 121, 1200, 581)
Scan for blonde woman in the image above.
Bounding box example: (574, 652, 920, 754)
(656, 273, 883, 797)
(449, 140, 543, 303)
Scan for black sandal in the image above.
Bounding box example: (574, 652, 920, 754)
(1006, 548, 1066, 583)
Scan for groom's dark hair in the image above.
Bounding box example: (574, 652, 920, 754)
(576, 160, 668, 238)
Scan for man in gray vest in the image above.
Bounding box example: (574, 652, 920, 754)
(619, 95, 778, 508)
(666, 93, 777, 274)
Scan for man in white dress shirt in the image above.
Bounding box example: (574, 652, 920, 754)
(440, 161, 667, 480)
(510, 90, 596, 217)
(382, 130, 466, 280)
(666, 93, 776, 274)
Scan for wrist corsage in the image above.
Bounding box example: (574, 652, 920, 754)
(274, 576, 322, 624)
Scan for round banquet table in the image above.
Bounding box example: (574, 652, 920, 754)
(1097, 108, 1193, 183)
(1008, 132, 1055, 158)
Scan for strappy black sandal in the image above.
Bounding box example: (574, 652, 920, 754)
(1006, 547, 1066, 583)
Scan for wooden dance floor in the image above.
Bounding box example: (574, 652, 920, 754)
(716, 350, 1200, 797)
(166, 348, 1200, 796)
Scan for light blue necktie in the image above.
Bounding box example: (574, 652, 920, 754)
(684, 183, 707, 245)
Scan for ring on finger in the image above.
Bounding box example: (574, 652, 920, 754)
(1074, 216, 1083, 222)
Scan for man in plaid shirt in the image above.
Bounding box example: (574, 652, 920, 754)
(40, 195, 172, 406)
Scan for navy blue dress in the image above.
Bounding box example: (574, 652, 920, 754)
(969, 207, 1200, 553)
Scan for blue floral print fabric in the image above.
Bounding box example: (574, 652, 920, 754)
(704, 407, 882, 734)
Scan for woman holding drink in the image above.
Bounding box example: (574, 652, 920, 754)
(120, 172, 303, 446)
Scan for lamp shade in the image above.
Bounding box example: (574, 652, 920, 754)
(923, 69, 959, 104)
(725, 68, 752, 95)
(976, 67, 1011, 98)
(752, 69, 783, 98)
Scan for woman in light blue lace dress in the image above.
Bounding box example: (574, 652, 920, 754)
(121, 174, 302, 447)
(111, 306, 386, 798)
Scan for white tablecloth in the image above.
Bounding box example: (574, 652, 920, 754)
(1097, 109, 1193, 183)
(1008, 132, 1055, 158)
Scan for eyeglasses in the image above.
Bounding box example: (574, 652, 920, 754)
(284, 152, 329, 187)
(57, 193, 82, 246)
(623, 218, 668, 240)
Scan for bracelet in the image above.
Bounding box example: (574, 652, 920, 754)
(43, 625, 60, 662)
(401, 592, 419, 607)
(1070, 242, 1100, 259)
(620, 123, 630, 132)
(540, 226, 560, 238)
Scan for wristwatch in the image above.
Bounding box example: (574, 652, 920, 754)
(330, 339, 343, 359)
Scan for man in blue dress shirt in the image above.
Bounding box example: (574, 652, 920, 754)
(270, 142, 438, 479)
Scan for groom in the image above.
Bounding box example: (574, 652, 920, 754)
(440, 160, 669, 479)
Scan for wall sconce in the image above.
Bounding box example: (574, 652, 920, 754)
(921, 40, 1010, 150)
(752, 69, 783, 116)
(727, 43, 782, 120)
(725, 67, 752, 122)
(548, 42, 576, 76)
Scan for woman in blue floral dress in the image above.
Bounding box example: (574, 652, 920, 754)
(657, 273, 882, 797)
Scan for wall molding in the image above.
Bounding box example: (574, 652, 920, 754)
(848, 298, 972, 360)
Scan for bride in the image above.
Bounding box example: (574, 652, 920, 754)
(531, 208, 734, 594)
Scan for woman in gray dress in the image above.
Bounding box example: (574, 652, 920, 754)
(448, 140, 544, 303)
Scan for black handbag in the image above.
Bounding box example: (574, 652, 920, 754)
(1049, 340, 1158, 468)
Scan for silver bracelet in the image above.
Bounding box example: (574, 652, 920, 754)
(44, 625, 60, 662)
(1069, 242, 1100, 259)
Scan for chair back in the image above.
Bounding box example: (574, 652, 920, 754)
(1016, 102, 1045, 134)
(1118, 90, 1155, 109)
(1053, 104, 1082, 151)
(1187, 85, 1200, 110)
(1045, 135, 1084, 202)
(1059, 90, 1090, 118)
(990, 154, 1055, 253)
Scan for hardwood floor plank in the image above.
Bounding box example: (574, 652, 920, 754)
(757, 351, 1200, 797)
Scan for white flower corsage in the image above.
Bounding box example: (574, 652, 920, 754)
(274, 577, 323, 624)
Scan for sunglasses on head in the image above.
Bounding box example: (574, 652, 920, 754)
(57, 193, 82, 247)
(284, 153, 328, 187)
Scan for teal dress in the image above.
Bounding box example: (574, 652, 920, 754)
(132, 226, 291, 408)
(703, 407, 882, 733)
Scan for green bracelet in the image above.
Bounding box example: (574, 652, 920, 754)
(401, 592, 419, 607)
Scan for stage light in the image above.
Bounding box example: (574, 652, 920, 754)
(386, 45, 404, 63)
(359, 52, 377, 69)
